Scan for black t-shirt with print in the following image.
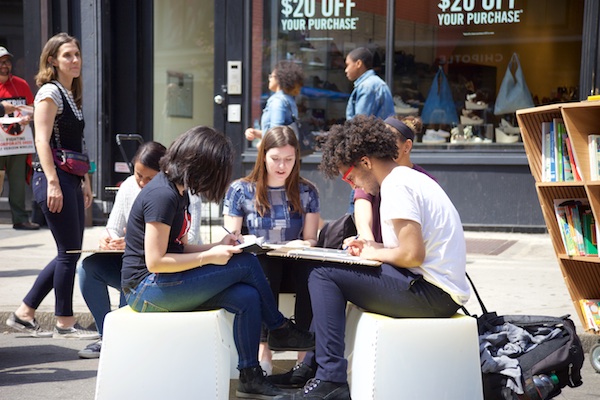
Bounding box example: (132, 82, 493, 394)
(121, 172, 190, 291)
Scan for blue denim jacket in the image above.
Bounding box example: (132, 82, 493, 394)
(346, 69, 394, 120)
(260, 90, 298, 132)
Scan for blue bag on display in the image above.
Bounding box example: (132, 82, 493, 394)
(421, 66, 458, 125)
(494, 53, 535, 115)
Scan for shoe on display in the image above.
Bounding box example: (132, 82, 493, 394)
(422, 130, 447, 144)
(53, 323, 101, 340)
(460, 110, 484, 125)
(237, 365, 286, 399)
(393, 95, 419, 115)
(495, 128, 520, 143)
(78, 339, 102, 359)
(6, 312, 53, 338)
(273, 379, 351, 400)
(268, 362, 315, 388)
(268, 319, 315, 352)
(500, 118, 521, 134)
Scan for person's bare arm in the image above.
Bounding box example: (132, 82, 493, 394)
(354, 198, 375, 241)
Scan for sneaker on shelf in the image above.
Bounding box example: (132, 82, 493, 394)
(267, 362, 315, 388)
(6, 312, 52, 338)
(237, 365, 286, 399)
(78, 339, 102, 359)
(422, 129, 447, 144)
(268, 319, 315, 352)
(460, 110, 484, 125)
(495, 128, 520, 143)
(465, 94, 488, 110)
(500, 118, 521, 134)
(273, 378, 351, 400)
(393, 95, 419, 115)
(53, 323, 100, 340)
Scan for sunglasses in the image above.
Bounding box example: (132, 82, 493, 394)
(342, 165, 355, 186)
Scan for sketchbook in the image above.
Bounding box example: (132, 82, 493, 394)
(267, 247, 382, 267)
(234, 235, 281, 255)
(66, 249, 124, 254)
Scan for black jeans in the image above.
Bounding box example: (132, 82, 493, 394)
(24, 169, 85, 316)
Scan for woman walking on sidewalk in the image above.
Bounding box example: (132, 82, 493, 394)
(6, 33, 97, 339)
(121, 126, 314, 398)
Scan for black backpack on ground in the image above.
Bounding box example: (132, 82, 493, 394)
(465, 274, 584, 400)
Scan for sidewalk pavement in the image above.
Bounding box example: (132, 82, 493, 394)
(0, 224, 598, 399)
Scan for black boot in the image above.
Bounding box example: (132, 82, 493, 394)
(267, 362, 315, 388)
(237, 365, 286, 399)
(268, 319, 315, 351)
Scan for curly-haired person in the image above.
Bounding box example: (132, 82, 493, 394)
(271, 115, 470, 399)
(353, 115, 437, 242)
(245, 60, 304, 141)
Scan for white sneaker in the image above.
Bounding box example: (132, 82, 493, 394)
(53, 323, 100, 340)
(393, 96, 419, 115)
(422, 130, 447, 143)
(500, 118, 520, 134)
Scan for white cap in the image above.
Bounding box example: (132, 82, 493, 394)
(0, 47, 13, 59)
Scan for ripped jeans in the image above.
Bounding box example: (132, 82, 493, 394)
(124, 252, 286, 370)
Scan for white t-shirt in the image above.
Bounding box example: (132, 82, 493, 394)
(380, 166, 470, 305)
(106, 175, 203, 244)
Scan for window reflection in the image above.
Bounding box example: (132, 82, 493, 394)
(250, 0, 583, 149)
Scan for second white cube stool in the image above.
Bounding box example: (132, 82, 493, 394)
(344, 304, 483, 400)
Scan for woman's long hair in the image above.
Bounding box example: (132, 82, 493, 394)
(244, 125, 307, 216)
(35, 33, 83, 108)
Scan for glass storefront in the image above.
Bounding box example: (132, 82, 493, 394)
(152, 0, 215, 147)
(249, 0, 583, 149)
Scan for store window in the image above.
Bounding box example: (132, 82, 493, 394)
(251, 0, 583, 149)
(153, 0, 215, 146)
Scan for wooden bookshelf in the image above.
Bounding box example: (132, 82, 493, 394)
(517, 101, 600, 333)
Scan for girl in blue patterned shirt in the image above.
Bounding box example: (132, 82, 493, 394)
(224, 125, 320, 374)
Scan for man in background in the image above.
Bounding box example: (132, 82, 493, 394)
(0, 46, 39, 230)
(344, 47, 394, 120)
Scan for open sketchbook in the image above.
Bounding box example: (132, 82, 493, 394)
(267, 247, 382, 267)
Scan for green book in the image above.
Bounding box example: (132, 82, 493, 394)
(581, 209, 598, 255)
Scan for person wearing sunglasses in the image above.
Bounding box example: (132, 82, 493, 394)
(273, 115, 469, 399)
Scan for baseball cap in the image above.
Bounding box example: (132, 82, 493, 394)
(0, 46, 13, 58)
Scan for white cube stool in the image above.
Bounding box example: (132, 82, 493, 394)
(95, 306, 236, 400)
(344, 304, 483, 400)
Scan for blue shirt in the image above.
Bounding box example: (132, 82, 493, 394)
(223, 179, 319, 243)
(346, 70, 394, 120)
(261, 90, 298, 132)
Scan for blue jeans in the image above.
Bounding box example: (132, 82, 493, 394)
(306, 263, 460, 383)
(24, 169, 85, 316)
(77, 253, 125, 336)
(124, 252, 286, 370)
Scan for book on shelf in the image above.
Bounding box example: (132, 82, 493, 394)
(553, 118, 564, 181)
(557, 119, 574, 181)
(579, 299, 600, 331)
(588, 134, 600, 180)
(553, 198, 596, 256)
(564, 136, 582, 181)
(541, 121, 553, 182)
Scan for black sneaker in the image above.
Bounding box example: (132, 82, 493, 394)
(53, 323, 100, 340)
(267, 362, 315, 388)
(6, 312, 52, 338)
(236, 365, 287, 399)
(78, 339, 102, 359)
(274, 379, 351, 399)
(268, 319, 315, 351)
